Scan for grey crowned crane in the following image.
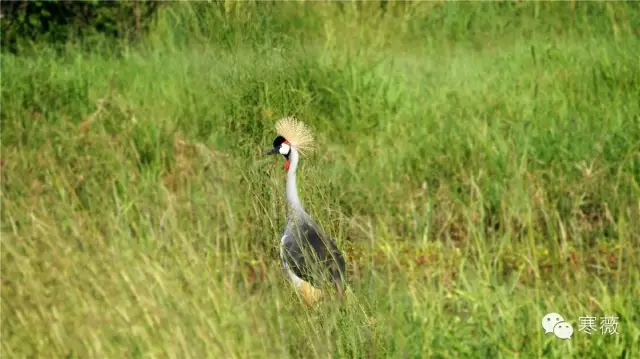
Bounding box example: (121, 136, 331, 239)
(265, 117, 347, 306)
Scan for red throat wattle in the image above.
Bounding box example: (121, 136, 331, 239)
(284, 160, 290, 172)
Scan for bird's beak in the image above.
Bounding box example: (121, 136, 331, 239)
(265, 148, 279, 155)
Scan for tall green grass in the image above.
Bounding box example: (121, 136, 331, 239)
(2, 2, 639, 358)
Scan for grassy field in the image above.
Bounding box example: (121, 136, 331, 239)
(2, 2, 640, 358)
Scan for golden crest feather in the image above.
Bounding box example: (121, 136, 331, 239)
(275, 117, 315, 154)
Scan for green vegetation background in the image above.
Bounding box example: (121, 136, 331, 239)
(2, 1, 639, 358)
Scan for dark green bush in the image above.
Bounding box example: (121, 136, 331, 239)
(1, 0, 161, 52)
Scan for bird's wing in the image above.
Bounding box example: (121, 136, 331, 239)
(281, 220, 347, 288)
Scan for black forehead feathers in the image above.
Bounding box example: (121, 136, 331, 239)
(273, 135, 287, 148)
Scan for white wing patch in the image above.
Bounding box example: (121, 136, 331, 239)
(280, 234, 304, 287)
(280, 235, 324, 305)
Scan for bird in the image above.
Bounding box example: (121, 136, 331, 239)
(264, 117, 347, 306)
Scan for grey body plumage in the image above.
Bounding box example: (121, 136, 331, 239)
(280, 214, 346, 290)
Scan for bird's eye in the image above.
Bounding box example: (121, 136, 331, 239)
(279, 143, 291, 155)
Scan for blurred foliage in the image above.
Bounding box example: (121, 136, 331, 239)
(1, 0, 162, 53)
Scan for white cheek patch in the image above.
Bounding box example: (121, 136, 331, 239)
(279, 143, 290, 155)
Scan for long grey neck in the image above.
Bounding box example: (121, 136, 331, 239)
(285, 147, 307, 220)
